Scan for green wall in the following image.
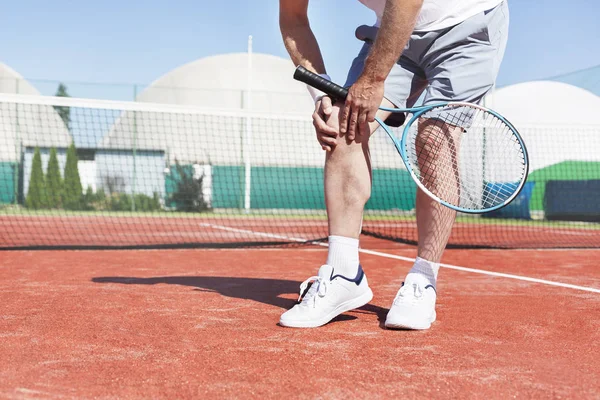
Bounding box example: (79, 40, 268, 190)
(210, 166, 415, 211)
(528, 161, 600, 211)
(211, 166, 244, 209)
(168, 161, 600, 213)
(0, 162, 17, 204)
(251, 167, 324, 209)
(367, 168, 416, 210)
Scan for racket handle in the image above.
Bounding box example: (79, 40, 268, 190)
(294, 66, 349, 101)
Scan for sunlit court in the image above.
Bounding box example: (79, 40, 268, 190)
(1, 0, 600, 398)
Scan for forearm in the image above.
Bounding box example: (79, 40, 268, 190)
(280, 17, 327, 75)
(361, 0, 423, 82)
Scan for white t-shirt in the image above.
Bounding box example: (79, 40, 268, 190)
(357, 0, 504, 31)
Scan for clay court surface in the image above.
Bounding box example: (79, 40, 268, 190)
(1, 242, 599, 399)
(2, 215, 599, 249)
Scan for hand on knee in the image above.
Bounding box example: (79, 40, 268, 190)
(313, 96, 340, 152)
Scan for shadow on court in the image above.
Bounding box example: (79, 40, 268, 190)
(92, 276, 387, 325)
(92, 276, 300, 310)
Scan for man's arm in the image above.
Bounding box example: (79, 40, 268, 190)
(279, 0, 326, 76)
(280, 0, 339, 151)
(341, 0, 423, 139)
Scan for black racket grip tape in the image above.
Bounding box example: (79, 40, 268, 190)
(293, 65, 406, 127)
(294, 66, 349, 100)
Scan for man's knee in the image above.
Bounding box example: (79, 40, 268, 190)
(324, 104, 371, 148)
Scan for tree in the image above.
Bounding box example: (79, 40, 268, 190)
(25, 148, 48, 209)
(63, 143, 83, 210)
(54, 83, 71, 130)
(169, 161, 210, 212)
(46, 148, 63, 208)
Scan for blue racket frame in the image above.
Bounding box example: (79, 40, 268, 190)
(375, 102, 529, 214)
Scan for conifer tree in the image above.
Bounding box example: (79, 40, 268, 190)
(46, 147, 63, 208)
(63, 143, 83, 210)
(25, 148, 48, 209)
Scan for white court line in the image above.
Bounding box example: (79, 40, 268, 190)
(358, 248, 600, 294)
(201, 223, 600, 294)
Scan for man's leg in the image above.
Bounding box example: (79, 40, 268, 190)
(386, 1, 509, 330)
(412, 120, 462, 287)
(322, 37, 423, 277)
(279, 33, 423, 328)
(322, 100, 393, 276)
(385, 120, 462, 330)
(278, 99, 392, 329)
(416, 119, 462, 262)
(410, 0, 509, 283)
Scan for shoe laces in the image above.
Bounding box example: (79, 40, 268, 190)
(393, 282, 424, 305)
(298, 274, 329, 307)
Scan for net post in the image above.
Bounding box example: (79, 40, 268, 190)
(14, 78, 21, 205)
(131, 84, 138, 212)
(243, 35, 253, 213)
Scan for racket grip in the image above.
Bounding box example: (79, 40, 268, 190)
(294, 66, 349, 101)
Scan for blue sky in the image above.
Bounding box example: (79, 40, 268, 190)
(1, 0, 599, 100)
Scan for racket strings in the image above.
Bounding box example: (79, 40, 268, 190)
(413, 118, 462, 204)
(405, 104, 526, 211)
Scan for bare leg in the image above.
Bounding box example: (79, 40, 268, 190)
(324, 100, 393, 238)
(415, 119, 462, 262)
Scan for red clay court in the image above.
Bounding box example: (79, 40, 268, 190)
(2, 238, 599, 398)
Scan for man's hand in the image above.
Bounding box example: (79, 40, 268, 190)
(339, 77, 384, 141)
(337, 0, 422, 142)
(313, 96, 338, 151)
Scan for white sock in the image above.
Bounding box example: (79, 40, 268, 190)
(406, 257, 440, 288)
(326, 235, 360, 277)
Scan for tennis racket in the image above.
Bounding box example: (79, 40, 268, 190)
(294, 65, 529, 214)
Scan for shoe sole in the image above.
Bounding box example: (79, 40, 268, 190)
(279, 288, 374, 328)
(384, 311, 437, 331)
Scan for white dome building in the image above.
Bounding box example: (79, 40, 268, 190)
(0, 63, 72, 203)
(98, 53, 326, 205)
(101, 53, 325, 170)
(0, 63, 40, 95)
(137, 53, 314, 115)
(485, 81, 600, 172)
(0, 63, 72, 162)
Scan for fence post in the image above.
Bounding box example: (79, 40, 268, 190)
(131, 84, 138, 211)
(243, 35, 253, 212)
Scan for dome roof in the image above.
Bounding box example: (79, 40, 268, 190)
(102, 53, 319, 167)
(486, 81, 600, 125)
(0, 63, 71, 162)
(137, 53, 314, 114)
(0, 63, 40, 95)
(486, 81, 600, 171)
(548, 64, 600, 98)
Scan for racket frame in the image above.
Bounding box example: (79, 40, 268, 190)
(376, 102, 529, 213)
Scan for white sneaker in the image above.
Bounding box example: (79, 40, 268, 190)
(385, 276, 437, 330)
(279, 264, 373, 328)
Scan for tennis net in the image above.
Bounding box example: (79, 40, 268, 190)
(0, 93, 599, 249)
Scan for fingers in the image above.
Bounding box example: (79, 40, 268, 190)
(317, 131, 338, 151)
(313, 117, 338, 151)
(312, 110, 337, 136)
(339, 97, 350, 135)
(313, 102, 339, 151)
(357, 107, 369, 137)
(339, 95, 373, 140)
(321, 96, 333, 117)
(366, 109, 376, 124)
(358, 109, 376, 136)
(346, 107, 359, 141)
